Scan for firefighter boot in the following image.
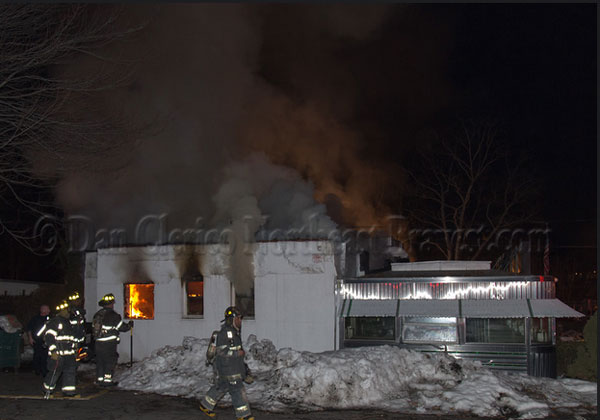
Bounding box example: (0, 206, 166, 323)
(199, 404, 216, 418)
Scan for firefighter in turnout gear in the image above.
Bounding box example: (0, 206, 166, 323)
(92, 293, 133, 387)
(199, 306, 254, 420)
(39, 300, 86, 397)
(67, 291, 87, 359)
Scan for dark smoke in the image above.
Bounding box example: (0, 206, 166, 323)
(35, 4, 454, 292)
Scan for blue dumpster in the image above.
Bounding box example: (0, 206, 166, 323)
(0, 329, 22, 372)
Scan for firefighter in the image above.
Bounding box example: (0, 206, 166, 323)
(67, 291, 87, 359)
(67, 291, 86, 324)
(199, 306, 254, 420)
(38, 300, 85, 397)
(92, 293, 133, 387)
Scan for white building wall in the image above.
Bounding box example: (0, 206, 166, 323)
(0, 280, 40, 296)
(84, 241, 337, 363)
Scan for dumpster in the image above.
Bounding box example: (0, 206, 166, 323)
(0, 329, 22, 372)
(0, 314, 23, 372)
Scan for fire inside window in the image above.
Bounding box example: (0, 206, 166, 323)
(124, 283, 154, 319)
(185, 276, 204, 316)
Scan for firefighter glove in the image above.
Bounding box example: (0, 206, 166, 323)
(50, 351, 59, 361)
(129, 320, 134, 328)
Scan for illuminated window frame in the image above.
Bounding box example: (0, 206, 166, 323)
(183, 275, 204, 318)
(124, 283, 155, 320)
(402, 317, 458, 344)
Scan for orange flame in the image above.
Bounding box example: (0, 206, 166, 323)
(125, 284, 154, 319)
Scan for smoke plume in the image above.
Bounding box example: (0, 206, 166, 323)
(37, 4, 455, 291)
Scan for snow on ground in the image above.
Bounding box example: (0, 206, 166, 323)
(117, 335, 597, 419)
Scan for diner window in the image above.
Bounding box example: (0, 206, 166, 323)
(402, 317, 457, 343)
(466, 318, 525, 344)
(531, 317, 552, 343)
(345, 317, 395, 340)
(124, 283, 154, 319)
(184, 275, 204, 316)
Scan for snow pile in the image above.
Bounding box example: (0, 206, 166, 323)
(117, 336, 597, 418)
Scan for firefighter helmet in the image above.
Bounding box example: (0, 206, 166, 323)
(67, 291, 81, 302)
(55, 300, 69, 312)
(98, 293, 116, 306)
(224, 306, 242, 319)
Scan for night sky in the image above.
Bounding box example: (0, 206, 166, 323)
(258, 4, 596, 220)
(0, 4, 596, 282)
(364, 4, 595, 221)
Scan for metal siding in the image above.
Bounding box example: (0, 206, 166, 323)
(529, 299, 585, 318)
(528, 345, 557, 378)
(339, 280, 554, 300)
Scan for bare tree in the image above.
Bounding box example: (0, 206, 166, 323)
(404, 122, 539, 261)
(0, 4, 140, 246)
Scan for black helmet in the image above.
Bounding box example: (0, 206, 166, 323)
(224, 306, 242, 319)
(223, 306, 242, 325)
(98, 293, 115, 306)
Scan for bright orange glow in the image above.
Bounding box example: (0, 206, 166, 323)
(187, 281, 203, 296)
(125, 283, 154, 319)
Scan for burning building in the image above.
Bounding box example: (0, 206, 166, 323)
(83, 239, 582, 378)
(84, 240, 341, 362)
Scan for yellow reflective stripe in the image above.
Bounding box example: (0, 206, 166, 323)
(56, 335, 76, 340)
(36, 325, 47, 337)
(96, 336, 118, 341)
(235, 405, 250, 415)
(46, 329, 57, 336)
(62, 386, 76, 391)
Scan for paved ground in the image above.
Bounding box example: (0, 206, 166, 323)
(0, 363, 596, 420)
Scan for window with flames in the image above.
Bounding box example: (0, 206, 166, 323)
(185, 275, 204, 316)
(124, 283, 155, 320)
